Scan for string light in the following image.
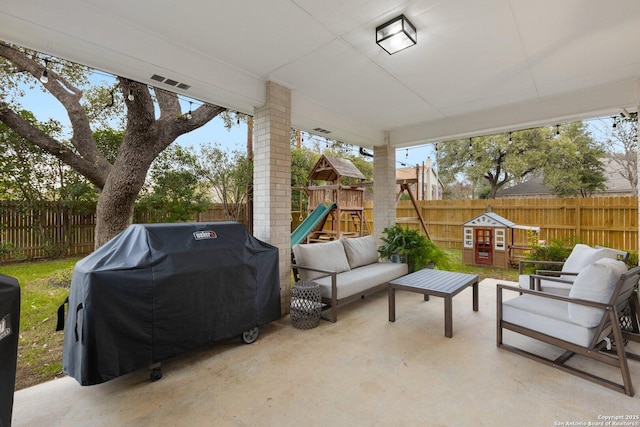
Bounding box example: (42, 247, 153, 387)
(186, 101, 192, 120)
(469, 138, 472, 149)
(508, 132, 512, 143)
(39, 59, 49, 83)
(127, 89, 134, 101)
(555, 124, 560, 137)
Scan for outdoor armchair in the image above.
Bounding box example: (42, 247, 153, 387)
(518, 244, 627, 296)
(498, 258, 640, 396)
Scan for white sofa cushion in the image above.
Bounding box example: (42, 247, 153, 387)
(293, 240, 351, 281)
(313, 262, 408, 300)
(502, 295, 598, 347)
(568, 258, 627, 327)
(341, 236, 378, 269)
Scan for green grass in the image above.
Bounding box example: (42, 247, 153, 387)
(444, 248, 519, 282)
(1, 257, 81, 390)
(2, 250, 519, 390)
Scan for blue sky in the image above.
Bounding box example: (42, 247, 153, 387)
(14, 72, 611, 171)
(13, 69, 434, 166)
(17, 77, 250, 154)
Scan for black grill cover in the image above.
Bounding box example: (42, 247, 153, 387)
(0, 274, 19, 427)
(62, 222, 280, 386)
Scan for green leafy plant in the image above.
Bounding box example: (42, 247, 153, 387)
(377, 224, 451, 272)
(521, 237, 576, 274)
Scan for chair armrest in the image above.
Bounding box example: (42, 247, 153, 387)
(535, 270, 577, 277)
(291, 264, 336, 276)
(290, 265, 338, 301)
(518, 259, 565, 274)
(527, 273, 574, 291)
(497, 283, 610, 309)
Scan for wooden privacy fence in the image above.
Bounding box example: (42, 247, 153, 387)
(1, 197, 638, 262)
(370, 196, 639, 253)
(0, 201, 249, 262)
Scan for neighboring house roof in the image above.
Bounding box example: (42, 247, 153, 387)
(496, 159, 635, 198)
(396, 167, 418, 182)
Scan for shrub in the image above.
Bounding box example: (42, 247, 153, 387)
(378, 225, 451, 272)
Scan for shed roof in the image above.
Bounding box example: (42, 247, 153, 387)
(463, 212, 540, 232)
(308, 154, 365, 183)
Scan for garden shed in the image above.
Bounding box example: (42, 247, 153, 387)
(462, 212, 539, 268)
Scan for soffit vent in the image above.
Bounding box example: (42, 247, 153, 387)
(313, 127, 331, 134)
(149, 74, 191, 90)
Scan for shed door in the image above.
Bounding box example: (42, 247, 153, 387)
(475, 228, 493, 265)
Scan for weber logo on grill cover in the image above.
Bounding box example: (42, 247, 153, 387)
(193, 230, 217, 240)
(0, 314, 11, 342)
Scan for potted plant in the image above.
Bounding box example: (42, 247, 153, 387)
(377, 224, 451, 272)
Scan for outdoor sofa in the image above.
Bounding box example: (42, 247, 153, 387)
(292, 235, 408, 322)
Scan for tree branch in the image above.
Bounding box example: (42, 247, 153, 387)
(0, 103, 107, 188)
(0, 42, 112, 175)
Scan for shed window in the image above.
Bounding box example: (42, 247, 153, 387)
(494, 228, 505, 251)
(463, 227, 473, 248)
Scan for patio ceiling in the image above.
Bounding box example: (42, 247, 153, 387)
(1, 0, 639, 148)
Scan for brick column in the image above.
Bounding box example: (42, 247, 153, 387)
(253, 81, 292, 314)
(373, 132, 397, 245)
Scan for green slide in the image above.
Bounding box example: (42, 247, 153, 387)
(291, 202, 337, 246)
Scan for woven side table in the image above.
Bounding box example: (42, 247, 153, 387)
(290, 281, 322, 329)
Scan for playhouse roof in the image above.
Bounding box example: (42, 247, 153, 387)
(308, 154, 365, 183)
(463, 212, 540, 232)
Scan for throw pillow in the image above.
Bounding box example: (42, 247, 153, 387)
(568, 258, 627, 327)
(292, 240, 351, 281)
(341, 236, 379, 269)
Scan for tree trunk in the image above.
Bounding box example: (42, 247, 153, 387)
(93, 117, 162, 248)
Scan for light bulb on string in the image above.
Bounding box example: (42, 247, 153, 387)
(128, 89, 135, 102)
(186, 101, 193, 120)
(40, 59, 49, 84)
(469, 138, 472, 149)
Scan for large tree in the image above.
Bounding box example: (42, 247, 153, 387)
(198, 143, 253, 222)
(542, 122, 606, 197)
(603, 114, 638, 195)
(436, 128, 549, 199)
(135, 145, 211, 223)
(0, 42, 225, 247)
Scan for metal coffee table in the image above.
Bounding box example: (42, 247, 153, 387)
(388, 269, 479, 338)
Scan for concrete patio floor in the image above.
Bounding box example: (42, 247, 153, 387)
(12, 279, 640, 426)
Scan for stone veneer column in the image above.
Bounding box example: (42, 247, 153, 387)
(253, 81, 292, 314)
(373, 132, 397, 244)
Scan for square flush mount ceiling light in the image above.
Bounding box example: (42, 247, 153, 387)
(376, 14, 417, 55)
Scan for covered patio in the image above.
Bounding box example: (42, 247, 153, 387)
(1, 2, 639, 312)
(1, 1, 640, 424)
(11, 279, 640, 426)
